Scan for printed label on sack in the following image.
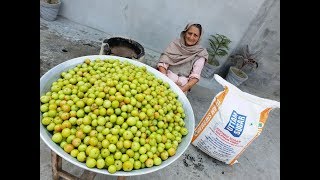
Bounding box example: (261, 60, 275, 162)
(191, 75, 280, 165)
(224, 110, 247, 137)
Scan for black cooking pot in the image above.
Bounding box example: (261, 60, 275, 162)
(101, 37, 145, 60)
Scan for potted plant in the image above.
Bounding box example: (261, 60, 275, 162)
(40, 0, 62, 21)
(225, 45, 260, 86)
(201, 33, 231, 78)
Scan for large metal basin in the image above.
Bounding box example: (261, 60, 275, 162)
(40, 55, 195, 176)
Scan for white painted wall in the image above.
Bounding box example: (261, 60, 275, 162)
(59, 0, 265, 56)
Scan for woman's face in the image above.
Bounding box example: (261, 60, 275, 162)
(184, 26, 200, 46)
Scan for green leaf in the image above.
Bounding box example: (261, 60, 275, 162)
(217, 49, 228, 56)
(218, 34, 226, 41)
(209, 39, 217, 50)
(212, 35, 220, 45)
(208, 34, 231, 58)
(220, 43, 230, 49)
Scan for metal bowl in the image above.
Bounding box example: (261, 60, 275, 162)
(40, 55, 195, 176)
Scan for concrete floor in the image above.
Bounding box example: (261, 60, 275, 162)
(40, 16, 280, 180)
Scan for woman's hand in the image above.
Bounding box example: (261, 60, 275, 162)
(158, 66, 167, 75)
(178, 85, 187, 92)
(180, 78, 199, 93)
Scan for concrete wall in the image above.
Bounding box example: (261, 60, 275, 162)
(58, 0, 280, 100)
(232, 0, 280, 99)
(59, 0, 264, 56)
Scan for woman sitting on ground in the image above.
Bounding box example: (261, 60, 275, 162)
(157, 23, 208, 93)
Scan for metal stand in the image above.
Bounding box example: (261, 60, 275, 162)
(51, 150, 96, 180)
(51, 150, 125, 180)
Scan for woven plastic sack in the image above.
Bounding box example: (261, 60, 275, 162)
(192, 74, 280, 165)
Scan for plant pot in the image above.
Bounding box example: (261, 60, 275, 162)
(201, 58, 221, 78)
(225, 66, 248, 86)
(40, 1, 61, 21)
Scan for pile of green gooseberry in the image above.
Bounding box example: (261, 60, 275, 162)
(40, 58, 188, 174)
